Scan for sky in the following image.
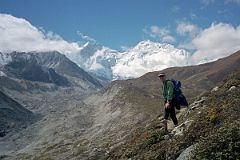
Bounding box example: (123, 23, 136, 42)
(0, 0, 240, 52)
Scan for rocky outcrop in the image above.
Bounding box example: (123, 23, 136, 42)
(176, 144, 198, 160)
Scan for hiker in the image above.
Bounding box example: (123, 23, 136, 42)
(158, 72, 178, 132)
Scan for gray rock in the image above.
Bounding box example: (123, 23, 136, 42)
(211, 86, 219, 92)
(176, 144, 198, 160)
(163, 134, 170, 140)
(171, 120, 193, 137)
(228, 86, 237, 92)
(189, 97, 207, 111)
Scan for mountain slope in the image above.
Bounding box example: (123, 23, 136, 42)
(1, 51, 239, 160)
(25, 51, 240, 160)
(33, 51, 102, 88)
(3, 54, 69, 86)
(107, 68, 240, 160)
(70, 50, 239, 159)
(0, 90, 35, 137)
(0, 51, 102, 90)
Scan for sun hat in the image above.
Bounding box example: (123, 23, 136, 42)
(158, 72, 166, 77)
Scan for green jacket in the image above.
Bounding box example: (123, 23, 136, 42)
(163, 80, 174, 101)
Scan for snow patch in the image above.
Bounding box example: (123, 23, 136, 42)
(0, 52, 12, 66)
(0, 71, 6, 76)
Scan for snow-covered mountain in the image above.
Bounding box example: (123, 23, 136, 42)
(0, 40, 191, 83)
(66, 42, 119, 81)
(66, 40, 191, 81)
(112, 40, 190, 79)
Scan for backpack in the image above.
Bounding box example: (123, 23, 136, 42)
(170, 79, 188, 109)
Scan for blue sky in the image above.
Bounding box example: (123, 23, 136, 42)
(0, 0, 240, 51)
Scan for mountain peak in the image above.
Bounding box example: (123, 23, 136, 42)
(112, 40, 191, 79)
(135, 40, 173, 50)
(0, 51, 102, 89)
(65, 40, 191, 81)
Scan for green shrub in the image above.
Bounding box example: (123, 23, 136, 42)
(194, 122, 240, 160)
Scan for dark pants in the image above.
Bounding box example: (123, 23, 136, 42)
(164, 99, 178, 125)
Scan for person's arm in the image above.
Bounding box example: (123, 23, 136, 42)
(166, 81, 174, 102)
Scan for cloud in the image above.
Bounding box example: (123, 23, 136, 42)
(177, 21, 201, 37)
(143, 26, 176, 43)
(120, 45, 131, 51)
(151, 26, 169, 36)
(178, 42, 195, 50)
(149, 26, 170, 37)
(76, 31, 96, 42)
(191, 23, 240, 63)
(0, 13, 81, 54)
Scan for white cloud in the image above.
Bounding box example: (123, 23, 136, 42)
(178, 42, 195, 50)
(143, 26, 176, 44)
(150, 26, 170, 37)
(0, 13, 81, 54)
(76, 31, 96, 42)
(177, 22, 201, 37)
(191, 23, 240, 63)
(143, 26, 170, 38)
(120, 45, 131, 51)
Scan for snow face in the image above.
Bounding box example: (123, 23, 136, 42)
(0, 71, 6, 76)
(66, 42, 118, 80)
(66, 40, 190, 80)
(112, 40, 190, 79)
(0, 52, 12, 66)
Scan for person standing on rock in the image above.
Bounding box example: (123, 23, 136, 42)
(158, 72, 178, 133)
